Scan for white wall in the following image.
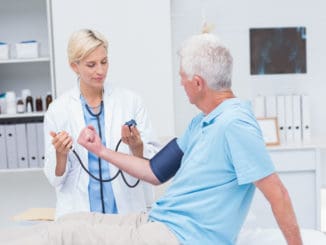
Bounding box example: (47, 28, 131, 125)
(171, 0, 326, 143)
(51, 0, 175, 138)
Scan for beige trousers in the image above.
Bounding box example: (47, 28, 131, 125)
(0, 212, 180, 245)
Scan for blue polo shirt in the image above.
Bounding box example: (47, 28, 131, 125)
(149, 98, 275, 245)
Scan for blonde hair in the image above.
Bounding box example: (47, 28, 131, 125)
(67, 29, 108, 64)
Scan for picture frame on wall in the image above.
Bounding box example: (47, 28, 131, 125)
(257, 117, 280, 146)
(250, 27, 307, 75)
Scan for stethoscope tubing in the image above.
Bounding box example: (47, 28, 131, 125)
(75, 101, 140, 187)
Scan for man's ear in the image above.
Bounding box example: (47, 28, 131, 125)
(193, 75, 206, 91)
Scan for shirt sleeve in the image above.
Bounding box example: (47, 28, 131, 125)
(43, 102, 70, 189)
(225, 118, 275, 185)
(176, 119, 194, 153)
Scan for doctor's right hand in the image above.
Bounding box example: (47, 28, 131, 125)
(50, 131, 73, 176)
(50, 131, 73, 155)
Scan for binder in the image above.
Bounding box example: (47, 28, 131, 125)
(26, 123, 39, 168)
(36, 122, 45, 167)
(15, 123, 29, 168)
(284, 95, 294, 144)
(276, 95, 286, 144)
(0, 125, 8, 169)
(292, 95, 302, 144)
(4, 124, 18, 169)
(265, 95, 277, 117)
(253, 95, 265, 118)
(301, 95, 311, 143)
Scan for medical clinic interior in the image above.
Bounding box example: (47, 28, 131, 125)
(1, 0, 326, 244)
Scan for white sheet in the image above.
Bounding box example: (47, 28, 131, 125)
(1, 221, 326, 244)
(237, 228, 326, 245)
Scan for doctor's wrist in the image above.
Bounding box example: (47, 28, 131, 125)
(55, 151, 68, 176)
(130, 143, 144, 158)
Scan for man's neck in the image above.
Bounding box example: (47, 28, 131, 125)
(200, 90, 235, 115)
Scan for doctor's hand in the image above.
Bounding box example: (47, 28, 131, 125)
(78, 125, 105, 157)
(121, 125, 144, 157)
(50, 131, 73, 176)
(50, 131, 73, 155)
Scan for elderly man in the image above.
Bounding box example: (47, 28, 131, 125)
(0, 33, 302, 245)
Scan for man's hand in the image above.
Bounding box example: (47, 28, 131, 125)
(78, 125, 105, 157)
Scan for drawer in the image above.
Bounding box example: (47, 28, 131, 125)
(268, 149, 317, 172)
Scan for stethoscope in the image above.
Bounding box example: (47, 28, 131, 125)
(71, 100, 140, 213)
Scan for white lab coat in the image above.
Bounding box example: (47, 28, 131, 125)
(43, 83, 160, 219)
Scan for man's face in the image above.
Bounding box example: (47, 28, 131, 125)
(179, 69, 198, 105)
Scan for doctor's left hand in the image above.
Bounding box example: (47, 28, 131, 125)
(78, 125, 105, 157)
(121, 125, 143, 157)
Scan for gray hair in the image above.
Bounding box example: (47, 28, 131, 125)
(67, 29, 108, 64)
(179, 33, 233, 90)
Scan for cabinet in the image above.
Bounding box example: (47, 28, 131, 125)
(247, 145, 322, 230)
(0, 0, 55, 170)
(0, 0, 55, 98)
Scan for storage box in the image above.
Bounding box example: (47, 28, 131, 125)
(0, 42, 9, 60)
(16, 41, 39, 59)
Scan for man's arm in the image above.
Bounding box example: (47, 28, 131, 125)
(78, 125, 161, 185)
(255, 173, 303, 245)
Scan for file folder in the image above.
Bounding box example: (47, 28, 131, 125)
(15, 123, 29, 168)
(292, 95, 302, 144)
(253, 95, 265, 118)
(4, 124, 18, 169)
(0, 125, 8, 169)
(301, 95, 311, 143)
(284, 95, 294, 144)
(276, 95, 286, 144)
(265, 95, 277, 117)
(26, 123, 39, 168)
(36, 122, 45, 167)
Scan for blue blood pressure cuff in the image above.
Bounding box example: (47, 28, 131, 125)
(150, 138, 183, 183)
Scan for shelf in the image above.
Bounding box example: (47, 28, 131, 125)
(0, 112, 44, 119)
(0, 168, 43, 173)
(267, 142, 326, 151)
(0, 57, 50, 64)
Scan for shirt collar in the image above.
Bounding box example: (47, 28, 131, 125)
(70, 81, 113, 101)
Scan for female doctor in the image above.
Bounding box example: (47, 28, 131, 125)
(43, 29, 159, 219)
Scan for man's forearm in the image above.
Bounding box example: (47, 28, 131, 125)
(99, 147, 160, 185)
(255, 174, 303, 245)
(271, 189, 303, 245)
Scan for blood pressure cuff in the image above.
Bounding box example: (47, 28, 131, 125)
(150, 138, 184, 183)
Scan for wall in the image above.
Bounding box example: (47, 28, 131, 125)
(171, 0, 326, 143)
(51, 0, 175, 138)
